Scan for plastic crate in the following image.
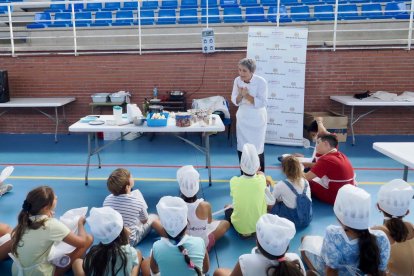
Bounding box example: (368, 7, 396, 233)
(110, 95, 125, 104)
(146, 112, 169, 127)
(91, 93, 110, 103)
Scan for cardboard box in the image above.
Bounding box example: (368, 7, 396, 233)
(304, 111, 348, 142)
(103, 132, 122, 141)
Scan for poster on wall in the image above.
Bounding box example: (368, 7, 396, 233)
(247, 26, 308, 146)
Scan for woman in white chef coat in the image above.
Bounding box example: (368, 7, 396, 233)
(231, 58, 268, 173)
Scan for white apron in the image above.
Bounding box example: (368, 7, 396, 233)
(236, 104, 267, 154)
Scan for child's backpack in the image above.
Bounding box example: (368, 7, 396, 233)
(284, 179, 312, 228)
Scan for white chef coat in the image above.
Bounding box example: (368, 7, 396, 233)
(231, 74, 268, 154)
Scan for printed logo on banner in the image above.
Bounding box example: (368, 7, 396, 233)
(265, 68, 285, 76)
(254, 55, 267, 63)
(268, 80, 281, 85)
(252, 42, 265, 47)
(266, 44, 287, 51)
(270, 30, 284, 38)
(289, 44, 303, 49)
(288, 68, 302, 74)
(269, 55, 283, 60)
(285, 31, 307, 40)
(284, 57, 305, 65)
(249, 31, 269, 38)
(282, 82, 304, 90)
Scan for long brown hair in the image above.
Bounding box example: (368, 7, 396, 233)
(282, 156, 303, 183)
(11, 186, 55, 257)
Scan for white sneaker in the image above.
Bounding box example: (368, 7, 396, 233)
(0, 184, 12, 196)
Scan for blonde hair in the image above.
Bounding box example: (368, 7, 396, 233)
(107, 168, 131, 196)
(282, 156, 303, 183)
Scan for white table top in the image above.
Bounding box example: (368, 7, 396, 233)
(0, 97, 76, 107)
(69, 114, 225, 133)
(373, 142, 414, 168)
(330, 95, 414, 106)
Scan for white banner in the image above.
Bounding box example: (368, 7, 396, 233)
(247, 27, 308, 146)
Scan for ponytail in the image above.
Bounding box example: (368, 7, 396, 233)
(356, 229, 381, 276)
(168, 227, 202, 276)
(383, 212, 408, 243)
(257, 242, 304, 276)
(11, 186, 55, 257)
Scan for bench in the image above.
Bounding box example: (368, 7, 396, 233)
(330, 95, 414, 145)
(0, 97, 76, 142)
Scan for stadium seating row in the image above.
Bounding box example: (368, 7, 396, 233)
(26, 2, 409, 28)
(44, 0, 406, 12)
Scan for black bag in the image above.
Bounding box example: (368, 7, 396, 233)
(0, 70, 10, 103)
(354, 90, 371, 100)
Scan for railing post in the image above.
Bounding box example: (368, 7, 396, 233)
(7, 4, 15, 57)
(407, 0, 414, 50)
(71, 3, 78, 56)
(276, 0, 280, 27)
(137, 0, 142, 55)
(333, 0, 339, 51)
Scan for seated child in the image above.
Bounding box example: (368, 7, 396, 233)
(142, 196, 210, 276)
(372, 179, 414, 276)
(103, 168, 165, 246)
(224, 143, 267, 238)
(300, 185, 390, 275)
(214, 214, 305, 276)
(10, 186, 93, 276)
(0, 222, 12, 261)
(72, 207, 142, 276)
(177, 165, 230, 251)
(270, 155, 312, 228)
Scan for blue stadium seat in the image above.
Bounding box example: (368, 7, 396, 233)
(290, 6, 316, 21)
(46, 2, 66, 13)
(245, 6, 266, 22)
(112, 10, 135, 25)
(73, 12, 92, 27)
(122, 1, 138, 10)
(142, 0, 159, 10)
(66, 2, 84, 12)
(220, 0, 238, 8)
(338, 4, 360, 20)
(103, 2, 121, 11)
(280, 0, 300, 6)
(314, 5, 334, 21)
(161, 0, 178, 9)
(138, 10, 155, 24)
(181, 0, 198, 8)
(157, 9, 176, 24)
(223, 7, 244, 23)
(27, 13, 51, 28)
(50, 12, 72, 27)
(91, 11, 113, 26)
(85, 2, 102, 12)
(361, 3, 385, 19)
(0, 4, 11, 14)
(240, 0, 259, 7)
(261, 0, 276, 6)
(201, 0, 219, 8)
(384, 2, 409, 19)
(267, 5, 291, 22)
(301, 0, 321, 5)
(201, 8, 221, 23)
(179, 8, 198, 24)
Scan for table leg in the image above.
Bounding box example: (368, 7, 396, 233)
(205, 133, 212, 186)
(54, 107, 59, 143)
(350, 106, 355, 146)
(95, 133, 101, 168)
(62, 106, 69, 135)
(85, 133, 93, 186)
(403, 165, 408, 181)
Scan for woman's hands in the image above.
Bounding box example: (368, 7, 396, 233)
(237, 86, 254, 104)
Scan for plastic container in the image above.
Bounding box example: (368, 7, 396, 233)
(113, 106, 123, 125)
(146, 112, 169, 127)
(175, 112, 191, 127)
(110, 94, 125, 104)
(91, 93, 110, 103)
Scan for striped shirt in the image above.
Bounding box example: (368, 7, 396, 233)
(103, 190, 148, 244)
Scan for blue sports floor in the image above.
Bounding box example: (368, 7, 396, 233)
(0, 132, 413, 275)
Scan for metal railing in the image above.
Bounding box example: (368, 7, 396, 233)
(0, 0, 413, 56)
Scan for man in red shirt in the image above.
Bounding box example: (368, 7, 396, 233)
(304, 134, 355, 205)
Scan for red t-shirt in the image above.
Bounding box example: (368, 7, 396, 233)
(310, 151, 355, 204)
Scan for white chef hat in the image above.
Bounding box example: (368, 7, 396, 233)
(334, 184, 371, 230)
(240, 143, 260, 175)
(156, 196, 188, 238)
(0, 166, 14, 184)
(177, 165, 200, 198)
(378, 179, 414, 217)
(256, 214, 296, 256)
(87, 207, 123, 244)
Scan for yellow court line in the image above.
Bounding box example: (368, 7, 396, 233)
(8, 176, 413, 185)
